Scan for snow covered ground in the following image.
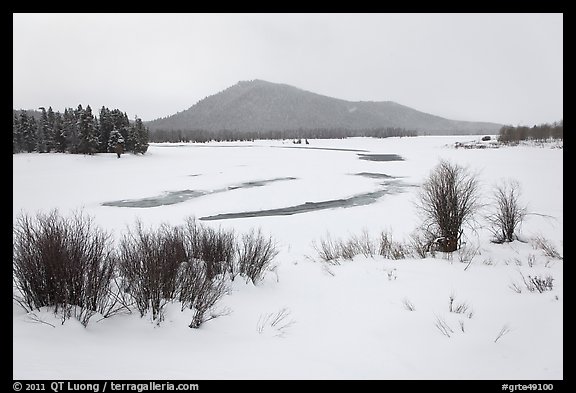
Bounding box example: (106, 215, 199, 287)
(13, 136, 563, 380)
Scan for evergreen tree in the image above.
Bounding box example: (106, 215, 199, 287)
(13, 112, 22, 153)
(12, 104, 153, 156)
(121, 112, 132, 152)
(19, 110, 37, 153)
(46, 106, 56, 152)
(99, 106, 114, 152)
(552, 120, 563, 139)
(53, 111, 67, 153)
(109, 109, 130, 151)
(135, 117, 150, 154)
(107, 128, 124, 153)
(64, 107, 80, 153)
(77, 105, 99, 154)
(129, 117, 149, 154)
(36, 107, 49, 153)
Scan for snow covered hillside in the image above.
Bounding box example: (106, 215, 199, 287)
(13, 136, 563, 379)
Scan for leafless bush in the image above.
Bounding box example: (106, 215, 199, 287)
(457, 243, 480, 271)
(117, 222, 187, 323)
(257, 307, 295, 337)
(350, 229, 377, 258)
(416, 160, 482, 252)
(486, 180, 527, 243)
(457, 244, 478, 264)
(13, 210, 116, 327)
(378, 232, 393, 258)
(314, 230, 403, 262)
(531, 236, 563, 260)
(237, 228, 279, 284)
(314, 230, 415, 262)
(518, 271, 554, 293)
(338, 238, 360, 260)
(408, 230, 434, 258)
(312, 233, 341, 263)
(177, 259, 228, 328)
(448, 293, 472, 317)
(97, 274, 134, 320)
(118, 219, 231, 326)
(531, 275, 554, 293)
(379, 230, 409, 260)
(183, 218, 236, 280)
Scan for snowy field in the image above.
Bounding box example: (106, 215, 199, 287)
(13, 136, 563, 380)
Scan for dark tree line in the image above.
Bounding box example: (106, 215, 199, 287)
(148, 127, 417, 143)
(497, 120, 563, 144)
(13, 105, 149, 155)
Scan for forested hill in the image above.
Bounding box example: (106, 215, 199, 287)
(146, 79, 502, 135)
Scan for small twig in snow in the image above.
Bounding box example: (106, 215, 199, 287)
(494, 324, 512, 343)
(434, 315, 453, 338)
(26, 313, 56, 328)
(402, 298, 416, 311)
(257, 307, 295, 337)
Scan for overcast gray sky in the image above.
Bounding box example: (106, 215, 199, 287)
(13, 13, 563, 126)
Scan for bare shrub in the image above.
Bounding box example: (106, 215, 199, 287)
(378, 230, 409, 260)
(337, 239, 360, 260)
(518, 271, 554, 293)
(183, 218, 236, 280)
(98, 274, 134, 320)
(408, 229, 434, 258)
(117, 221, 186, 323)
(350, 229, 377, 258)
(339, 238, 360, 260)
(486, 179, 527, 243)
(13, 210, 116, 327)
(416, 160, 482, 253)
(457, 243, 478, 264)
(314, 230, 413, 262)
(457, 243, 479, 271)
(531, 236, 563, 260)
(118, 219, 231, 327)
(312, 234, 342, 263)
(177, 259, 228, 328)
(448, 293, 471, 316)
(237, 228, 279, 284)
(257, 307, 295, 337)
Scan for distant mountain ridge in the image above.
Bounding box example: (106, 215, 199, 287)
(148, 79, 502, 134)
